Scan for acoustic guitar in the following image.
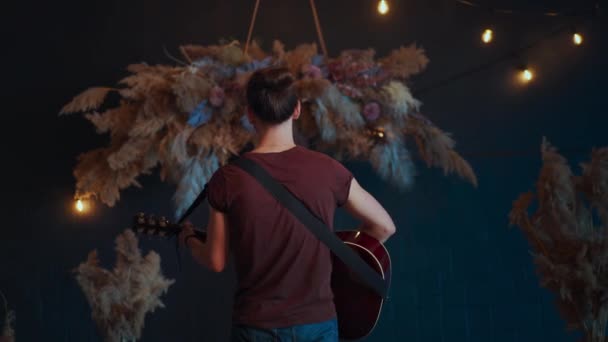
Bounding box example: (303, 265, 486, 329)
(132, 213, 391, 340)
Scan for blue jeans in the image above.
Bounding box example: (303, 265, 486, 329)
(231, 318, 338, 342)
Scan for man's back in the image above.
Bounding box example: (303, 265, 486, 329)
(207, 146, 353, 329)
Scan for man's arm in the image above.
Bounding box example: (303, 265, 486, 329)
(180, 204, 229, 272)
(343, 178, 396, 243)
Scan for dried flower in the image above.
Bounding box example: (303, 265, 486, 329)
(241, 114, 255, 133)
(188, 101, 213, 127)
(335, 84, 363, 99)
(74, 230, 174, 342)
(301, 64, 323, 79)
(510, 139, 608, 342)
(209, 86, 225, 107)
(1, 291, 14, 342)
(60, 87, 114, 115)
(61, 39, 476, 218)
(363, 102, 382, 122)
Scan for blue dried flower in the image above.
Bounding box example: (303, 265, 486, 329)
(241, 114, 255, 132)
(236, 57, 273, 74)
(311, 54, 325, 67)
(187, 101, 213, 127)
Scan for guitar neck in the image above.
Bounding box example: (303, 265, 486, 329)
(132, 213, 207, 242)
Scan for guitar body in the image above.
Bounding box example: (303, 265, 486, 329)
(332, 230, 392, 341)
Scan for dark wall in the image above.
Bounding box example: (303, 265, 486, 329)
(2, 0, 606, 340)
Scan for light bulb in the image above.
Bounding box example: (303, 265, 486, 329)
(378, 0, 389, 15)
(482, 29, 493, 44)
(520, 69, 533, 83)
(573, 33, 583, 46)
(75, 199, 85, 212)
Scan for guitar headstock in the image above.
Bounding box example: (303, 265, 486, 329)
(132, 212, 181, 238)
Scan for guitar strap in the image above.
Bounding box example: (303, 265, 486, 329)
(232, 157, 388, 298)
(177, 157, 388, 298)
(177, 185, 208, 224)
(175, 185, 208, 271)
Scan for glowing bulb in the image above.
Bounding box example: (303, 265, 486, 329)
(75, 199, 85, 212)
(482, 29, 493, 44)
(520, 69, 533, 83)
(378, 0, 389, 15)
(573, 33, 583, 46)
(377, 131, 385, 138)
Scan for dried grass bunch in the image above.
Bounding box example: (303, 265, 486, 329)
(74, 230, 174, 342)
(0, 291, 14, 342)
(61, 40, 476, 217)
(510, 139, 608, 342)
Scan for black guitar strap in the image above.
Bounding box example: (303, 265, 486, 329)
(177, 185, 208, 224)
(232, 157, 388, 298)
(175, 184, 208, 271)
(177, 157, 388, 298)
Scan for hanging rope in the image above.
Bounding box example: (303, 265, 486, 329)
(244, 0, 261, 56)
(243, 0, 329, 59)
(309, 0, 329, 59)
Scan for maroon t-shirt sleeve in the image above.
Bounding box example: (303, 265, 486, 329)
(332, 160, 354, 207)
(207, 168, 230, 213)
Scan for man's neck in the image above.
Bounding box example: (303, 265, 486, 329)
(253, 120, 296, 153)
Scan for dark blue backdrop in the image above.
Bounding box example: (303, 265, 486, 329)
(2, 0, 606, 340)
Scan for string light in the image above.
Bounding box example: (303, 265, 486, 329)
(573, 32, 583, 45)
(454, 0, 598, 17)
(378, 0, 389, 15)
(75, 199, 89, 214)
(482, 29, 494, 44)
(520, 68, 534, 83)
(400, 0, 598, 94)
(368, 127, 386, 141)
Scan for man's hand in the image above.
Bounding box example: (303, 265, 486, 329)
(178, 221, 196, 247)
(179, 205, 229, 272)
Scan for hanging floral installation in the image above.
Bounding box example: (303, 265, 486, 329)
(510, 139, 608, 342)
(0, 291, 14, 342)
(74, 230, 174, 342)
(61, 40, 477, 217)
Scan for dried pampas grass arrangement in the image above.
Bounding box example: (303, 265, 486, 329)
(510, 138, 608, 342)
(74, 230, 174, 342)
(0, 291, 14, 342)
(61, 40, 476, 218)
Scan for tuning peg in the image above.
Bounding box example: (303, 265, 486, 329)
(147, 215, 157, 226)
(159, 217, 168, 228)
(136, 213, 146, 224)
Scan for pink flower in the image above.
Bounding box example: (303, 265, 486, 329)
(363, 102, 381, 121)
(336, 84, 363, 99)
(209, 86, 225, 107)
(327, 61, 345, 81)
(302, 64, 322, 79)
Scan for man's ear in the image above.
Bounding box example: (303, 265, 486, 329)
(292, 101, 302, 120)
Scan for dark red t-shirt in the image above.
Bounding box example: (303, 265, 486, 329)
(206, 146, 353, 329)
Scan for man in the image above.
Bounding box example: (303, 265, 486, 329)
(179, 67, 396, 341)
